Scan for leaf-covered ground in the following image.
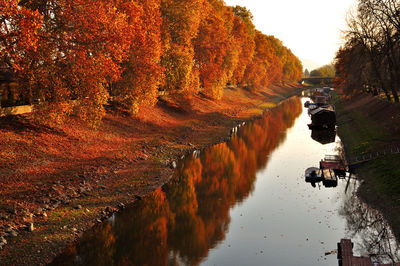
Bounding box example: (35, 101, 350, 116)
(0, 84, 299, 265)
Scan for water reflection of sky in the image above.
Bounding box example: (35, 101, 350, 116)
(203, 98, 343, 266)
(50, 97, 399, 266)
(203, 98, 399, 266)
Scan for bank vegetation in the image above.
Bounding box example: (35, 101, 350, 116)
(334, 0, 400, 102)
(333, 0, 400, 241)
(1, 0, 302, 127)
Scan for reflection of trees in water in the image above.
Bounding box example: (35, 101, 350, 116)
(50, 221, 117, 265)
(51, 97, 303, 265)
(165, 96, 303, 264)
(340, 188, 400, 264)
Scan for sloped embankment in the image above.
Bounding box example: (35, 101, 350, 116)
(0, 84, 299, 265)
(335, 93, 400, 241)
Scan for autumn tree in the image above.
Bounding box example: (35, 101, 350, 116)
(1, 0, 43, 105)
(334, 39, 369, 96)
(193, 0, 233, 99)
(311, 65, 335, 77)
(265, 35, 302, 83)
(8, 0, 138, 126)
(310, 69, 322, 77)
(112, 0, 164, 115)
(160, 0, 204, 98)
(230, 6, 256, 86)
(2, 0, 304, 126)
(281, 48, 303, 82)
(242, 31, 282, 91)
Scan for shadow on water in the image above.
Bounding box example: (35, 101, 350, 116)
(50, 97, 303, 265)
(339, 187, 400, 264)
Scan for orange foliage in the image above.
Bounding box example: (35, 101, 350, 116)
(282, 48, 303, 82)
(2, 1, 302, 125)
(0, 0, 43, 70)
(5, 0, 139, 126)
(160, 0, 204, 96)
(243, 31, 282, 91)
(194, 0, 232, 99)
(231, 14, 255, 85)
(163, 97, 302, 263)
(0, 0, 43, 109)
(265, 35, 302, 83)
(113, 0, 164, 115)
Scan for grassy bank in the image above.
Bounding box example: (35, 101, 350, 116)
(334, 93, 400, 241)
(0, 84, 300, 265)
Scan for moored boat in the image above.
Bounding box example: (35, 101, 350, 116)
(309, 105, 336, 128)
(305, 167, 322, 182)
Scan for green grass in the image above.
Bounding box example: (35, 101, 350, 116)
(242, 102, 277, 117)
(362, 155, 400, 198)
(334, 94, 400, 240)
(334, 96, 390, 157)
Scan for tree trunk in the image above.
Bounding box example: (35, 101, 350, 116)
(392, 89, 399, 102)
(387, 64, 399, 103)
(382, 86, 391, 101)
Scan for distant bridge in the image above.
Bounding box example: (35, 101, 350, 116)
(299, 77, 334, 86)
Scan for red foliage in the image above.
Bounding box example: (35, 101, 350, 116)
(1, 1, 302, 124)
(114, 0, 164, 115)
(0, 0, 43, 70)
(194, 1, 231, 99)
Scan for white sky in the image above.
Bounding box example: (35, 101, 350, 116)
(224, 0, 358, 71)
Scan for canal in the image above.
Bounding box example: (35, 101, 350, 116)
(51, 97, 400, 265)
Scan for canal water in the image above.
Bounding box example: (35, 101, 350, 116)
(51, 97, 400, 265)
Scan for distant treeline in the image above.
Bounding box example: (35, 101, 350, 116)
(1, 0, 302, 126)
(307, 65, 335, 78)
(334, 0, 400, 102)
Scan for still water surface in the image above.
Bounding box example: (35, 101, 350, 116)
(51, 97, 399, 265)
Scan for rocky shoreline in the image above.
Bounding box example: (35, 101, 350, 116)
(0, 85, 300, 265)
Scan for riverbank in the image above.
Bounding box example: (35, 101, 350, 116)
(334, 92, 400, 241)
(0, 84, 300, 265)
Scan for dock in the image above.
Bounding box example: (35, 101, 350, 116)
(320, 155, 347, 176)
(322, 168, 337, 187)
(338, 239, 400, 266)
(348, 145, 400, 166)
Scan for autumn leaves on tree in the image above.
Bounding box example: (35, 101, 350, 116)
(1, 0, 303, 126)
